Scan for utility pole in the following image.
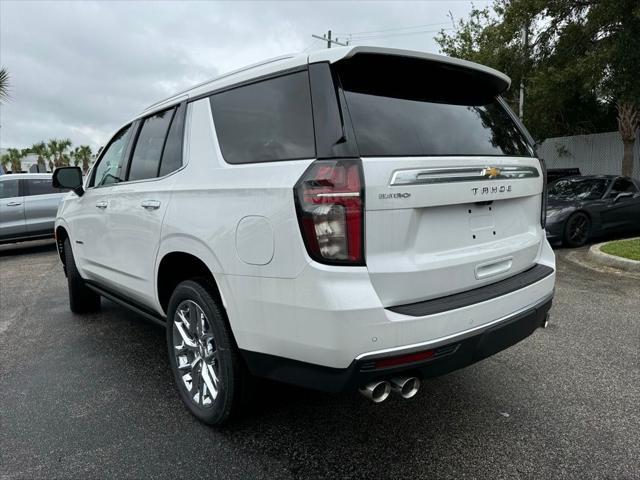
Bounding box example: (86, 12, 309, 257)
(518, 23, 529, 120)
(311, 29, 349, 49)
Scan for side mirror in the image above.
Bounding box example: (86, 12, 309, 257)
(613, 191, 633, 203)
(53, 166, 84, 197)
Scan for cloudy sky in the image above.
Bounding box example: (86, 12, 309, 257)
(0, 0, 488, 151)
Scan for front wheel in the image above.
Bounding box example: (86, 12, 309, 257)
(166, 279, 249, 426)
(63, 238, 101, 313)
(563, 212, 591, 247)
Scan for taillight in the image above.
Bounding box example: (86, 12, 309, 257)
(539, 157, 547, 229)
(294, 158, 365, 265)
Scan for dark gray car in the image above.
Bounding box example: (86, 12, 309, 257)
(545, 175, 640, 247)
(0, 173, 69, 244)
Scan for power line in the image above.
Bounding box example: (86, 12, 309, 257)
(348, 28, 452, 42)
(334, 22, 449, 37)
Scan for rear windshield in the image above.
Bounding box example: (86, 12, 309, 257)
(335, 56, 534, 157)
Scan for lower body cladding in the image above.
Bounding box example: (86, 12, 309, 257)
(239, 296, 552, 397)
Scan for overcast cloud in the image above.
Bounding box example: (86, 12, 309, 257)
(0, 0, 485, 151)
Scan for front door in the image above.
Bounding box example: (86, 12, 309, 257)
(70, 124, 135, 283)
(601, 177, 640, 231)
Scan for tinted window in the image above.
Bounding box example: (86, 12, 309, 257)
(24, 178, 67, 196)
(609, 178, 637, 197)
(0, 179, 19, 199)
(549, 178, 609, 200)
(129, 108, 175, 181)
(336, 58, 533, 157)
(92, 125, 133, 187)
(210, 71, 315, 164)
(158, 103, 186, 177)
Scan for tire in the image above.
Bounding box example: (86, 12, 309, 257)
(166, 279, 250, 426)
(63, 238, 101, 313)
(563, 212, 591, 247)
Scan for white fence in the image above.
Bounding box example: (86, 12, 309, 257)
(537, 130, 640, 176)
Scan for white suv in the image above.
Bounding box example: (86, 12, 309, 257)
(53, 46, 555, 426)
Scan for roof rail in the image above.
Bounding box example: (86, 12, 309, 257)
(143, 54, 297, 112)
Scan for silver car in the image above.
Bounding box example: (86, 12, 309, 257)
(0, 173, 68, 244)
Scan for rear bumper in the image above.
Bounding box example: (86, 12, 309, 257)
(240, 296, 553, 393)
(227, 238, 555, 371)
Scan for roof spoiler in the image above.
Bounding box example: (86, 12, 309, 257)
(309, 46, 511, 95)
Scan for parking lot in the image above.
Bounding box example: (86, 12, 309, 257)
(1, 240, 638, 479)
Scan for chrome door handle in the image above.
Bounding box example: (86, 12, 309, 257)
(6, 201, 22, 206)
(95, 201, 108, 209)
(141, 200, 161, 210)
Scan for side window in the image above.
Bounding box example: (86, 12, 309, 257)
(609, 178, 637, 197)
(210, 71, 315, 164)
(91, 125, 133, 187)
(158, 102, 186, 177)
(24, 178, 66, 196)
(0, 179, 19, 199)
(128, 108, 175, 181)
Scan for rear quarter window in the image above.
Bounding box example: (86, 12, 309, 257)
(209, 71, 316, 164)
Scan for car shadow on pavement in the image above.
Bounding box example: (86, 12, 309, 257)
(0, 239, 57, 257)
(79, 298, 497, 478)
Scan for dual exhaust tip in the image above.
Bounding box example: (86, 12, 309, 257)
(359, 377, 420, 403)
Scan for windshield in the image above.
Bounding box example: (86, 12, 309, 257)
(549, 178, 609, 201)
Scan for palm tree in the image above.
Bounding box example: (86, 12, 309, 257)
(0, 153, 10, 172)
(45, 139, 58, 170)
(47, 138, 73, 168)
(0, 67, 9, 103)
(72, 145, 93, 174)
(4, 148, 25, 173)
(30, 141, 49, 172)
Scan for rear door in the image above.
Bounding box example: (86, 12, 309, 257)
(106, 104, 185, 307)
(332, 55, 544, 307)
(0, 177, 26, 241)
(23, 177, 67, 235)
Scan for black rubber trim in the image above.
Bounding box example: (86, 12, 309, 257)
(85, 280, 166, 327)
(388, 264, 554, 317)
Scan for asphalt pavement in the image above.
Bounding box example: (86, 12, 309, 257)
(1, 240, 638, 479)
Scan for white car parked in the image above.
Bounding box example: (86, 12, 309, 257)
(53, 46, 555, 426)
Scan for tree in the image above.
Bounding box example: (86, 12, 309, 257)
(436, 0, 639, 176)
(0, 67, 9, 103)
(72, 145, 93, 174)
(47, 138, 73, 168)
(30, 141, 49, 172)
(2, 148, 25, 173)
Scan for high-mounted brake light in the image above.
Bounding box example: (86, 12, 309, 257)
(294, 159, 365, 265)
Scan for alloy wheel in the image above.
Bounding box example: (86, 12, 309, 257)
(568, 214, 589, 245)
(172, 300, 221, 408)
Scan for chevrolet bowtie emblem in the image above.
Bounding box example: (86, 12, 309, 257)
(482, 167, 501, 178)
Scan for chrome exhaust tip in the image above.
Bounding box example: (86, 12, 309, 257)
(390, 376, 421, 399)
(359, 380, 391, 403)
(542, 313, 550, 329)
